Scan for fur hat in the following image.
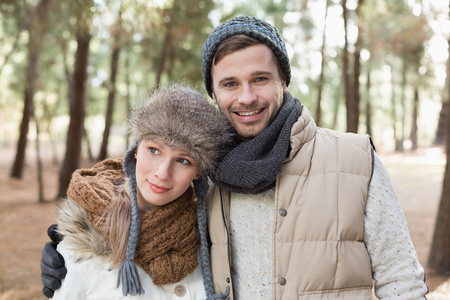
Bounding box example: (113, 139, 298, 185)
(130, 83, 235, 173)
(118, 83, 235, 297)
(202, 16, 290, 97)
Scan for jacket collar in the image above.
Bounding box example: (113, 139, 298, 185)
(286, 105, 317, 162)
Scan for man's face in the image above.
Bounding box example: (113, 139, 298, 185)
(211, 44, 287, 141)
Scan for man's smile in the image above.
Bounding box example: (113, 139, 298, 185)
(235, 109, 264, 116)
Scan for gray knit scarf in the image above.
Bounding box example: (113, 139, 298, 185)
(209, 92, 302, 194)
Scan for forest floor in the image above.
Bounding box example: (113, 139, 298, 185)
(0, 145, 450, 300)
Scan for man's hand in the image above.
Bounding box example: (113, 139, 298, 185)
(40, 224, 67, 298)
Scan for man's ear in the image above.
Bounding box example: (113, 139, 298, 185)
(281, 73, 288, 93)
(212, 92, 218, 105)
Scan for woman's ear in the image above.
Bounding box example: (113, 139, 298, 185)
(194, 173, 201, 180)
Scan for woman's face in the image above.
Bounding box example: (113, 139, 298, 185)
(135, 139, 200, 210)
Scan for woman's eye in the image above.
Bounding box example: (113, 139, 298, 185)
(149, 147, 159, 154)
(178, 158, 191, 165)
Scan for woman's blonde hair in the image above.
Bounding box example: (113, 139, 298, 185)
(102, 180, 132, 267)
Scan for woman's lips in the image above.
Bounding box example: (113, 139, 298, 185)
(147, 181, 171, 193)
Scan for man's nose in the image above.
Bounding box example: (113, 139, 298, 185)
(237, 84, 257, 105)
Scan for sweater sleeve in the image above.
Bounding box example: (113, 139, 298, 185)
(364, 152, 428, 299)
(50, 241, 86, 300)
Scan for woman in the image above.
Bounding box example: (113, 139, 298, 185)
(50, 83, 235, 299)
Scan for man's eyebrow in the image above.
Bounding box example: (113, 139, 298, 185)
(251, 70, 273, 76)
(217, 71, 273, 85)
(217, 77, 236, 85)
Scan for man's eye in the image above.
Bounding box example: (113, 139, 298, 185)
(225, 82, 236, 87)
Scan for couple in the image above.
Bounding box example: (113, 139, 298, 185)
(41, 16, 428, 299)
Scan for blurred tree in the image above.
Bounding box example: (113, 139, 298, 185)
(352, 0, 365, 134)
(428, 3, 450, 271)
(410, 86, 419, 150)
(341, 0, 351, 132)
(315, 0, 330, 127)
(433, 58, 449, 146)
(388, 3, 429, 151)
(340, 0, 365, 133)
(155, 0, 214, 85)
(98, 11, 122, 161)
(0, 3, 30, 75)
(347, 0, 364, 133)
(428, 109, 450, 270)
(10, 0, 51, 179)
(57, 1, 93, 199)
(364, 68, 372, 136)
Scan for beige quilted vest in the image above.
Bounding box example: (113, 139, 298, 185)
(207, 107, 374, 299)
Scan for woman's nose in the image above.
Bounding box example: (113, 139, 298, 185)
(155, 161, 171, 181)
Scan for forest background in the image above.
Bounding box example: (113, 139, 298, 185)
(1, 0, 450, 299)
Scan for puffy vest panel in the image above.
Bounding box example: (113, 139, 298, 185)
(274, 127, 374, 299)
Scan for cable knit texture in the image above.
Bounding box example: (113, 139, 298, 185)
(66, 158, 200, 286)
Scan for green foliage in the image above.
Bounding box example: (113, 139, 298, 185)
(0, 0, 446, 151)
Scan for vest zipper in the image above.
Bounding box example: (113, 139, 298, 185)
(219, 188, 233, 286)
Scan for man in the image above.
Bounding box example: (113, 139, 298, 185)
(41, 16, 428, 299)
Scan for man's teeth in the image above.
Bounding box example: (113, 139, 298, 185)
(237, 109, 261, 116)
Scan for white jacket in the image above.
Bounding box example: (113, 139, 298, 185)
(51, 198, 207, 300)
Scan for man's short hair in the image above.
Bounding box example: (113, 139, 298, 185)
(211, 35, 286, 91)
(202, 16, 291, 97)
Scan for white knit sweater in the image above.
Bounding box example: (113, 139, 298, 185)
(229, 152, 428, 299)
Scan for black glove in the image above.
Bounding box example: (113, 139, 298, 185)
(40, 224, 67, 298)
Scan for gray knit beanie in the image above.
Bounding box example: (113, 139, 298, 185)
(202, 16, 290, 97)
(118, 83, 235, 297)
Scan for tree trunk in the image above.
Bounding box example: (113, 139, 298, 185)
(97, 45, 120, 160)
(155, 28, 172, 86)
(365, 68, 372, 137)
(397, 56, 407, 152)
(428, 80, 450, 273)
(410, 86, 419, 150)
(341, 0, 352, 133)
(349, 0, 364, 133)
(433, 42, 450, 146)
(433, 101, 449, 146)
(315, 0, 330, 127)
(125, 50, 131, 150)
(57, 31, 91, 200)
(98, 19, 121, 161)
(332, 83, 342, 130)
(428, 5, 450, 271)
(84, 125, 93, 161)
(34, 118, 44, 203)
(166, 44, 176, 81)
(389, 60, 399, 151)
(10, 32, 38, 179)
